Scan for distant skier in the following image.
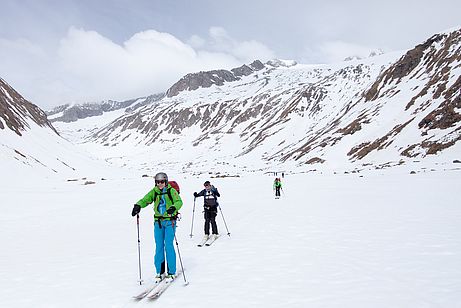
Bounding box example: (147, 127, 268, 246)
(273, 177, 282, 198)
(194, 181, 221, 243)
(131, 172, 183, 282)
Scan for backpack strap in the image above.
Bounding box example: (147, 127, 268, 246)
(167, 187, 173, 203)
(153, 187, 173, 202)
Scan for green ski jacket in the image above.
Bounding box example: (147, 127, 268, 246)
(136, 184, 183, 220)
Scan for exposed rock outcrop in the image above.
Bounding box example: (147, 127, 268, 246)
(0, 78, 57, 136)
(166, 60, 265, 97)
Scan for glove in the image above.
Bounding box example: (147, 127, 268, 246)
(131, 204, 141, 216)
(166, 206, 176, 215)
(193, 192, 198, 197)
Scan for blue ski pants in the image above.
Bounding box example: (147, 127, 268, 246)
(154, 219, 177, 275)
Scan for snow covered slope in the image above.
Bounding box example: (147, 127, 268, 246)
(0, 78, 118, 181)
(53, 28, 460, 175)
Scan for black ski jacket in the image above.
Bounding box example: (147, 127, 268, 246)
(196, 187, 220, 209)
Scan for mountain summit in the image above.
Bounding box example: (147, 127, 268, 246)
(165, 60, 265, 97)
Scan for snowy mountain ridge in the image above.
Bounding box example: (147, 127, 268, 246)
(58, 28, 460, 174)
(2, 27, 460, 177)
(165, 60, 265, 97)
(46, 93, 165, 123)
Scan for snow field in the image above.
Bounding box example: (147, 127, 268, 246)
(1, 171, 460, 307)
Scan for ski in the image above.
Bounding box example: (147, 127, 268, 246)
(132, 281, 165, 300)
(197, 236, 209, 247)
(205, 234, 219, 246)
(145, 279, 168, 299)
(147, 271, 183, 300)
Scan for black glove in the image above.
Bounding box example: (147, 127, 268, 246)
(193, 192, 198, 197)
(131, 204, 141, 216)
(166, 206, 176, 215)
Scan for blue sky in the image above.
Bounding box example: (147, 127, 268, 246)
(1, 0, 460, 109)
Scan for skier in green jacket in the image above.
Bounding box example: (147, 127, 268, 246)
(131, 172, 183, 282)
(273, 177, 282, 198)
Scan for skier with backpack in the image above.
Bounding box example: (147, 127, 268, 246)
(194, 180, 221, 245)
(131, 172, 183, 283)
(273, 177, 282, 199)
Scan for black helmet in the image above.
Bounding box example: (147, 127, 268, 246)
(203, 180, 211, 186)
(155, 172, 168, 182)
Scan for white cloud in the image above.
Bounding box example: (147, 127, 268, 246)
(57, 27, 199, 102)
(187, 35, 206, 49)
(209, 27, 232, 44)
(231, 40, 275, 63)
(192, 27, 276, 64)
(302, 40, 385, 64)
(1, 27, 274, 109)
(0, 37, 59, 104)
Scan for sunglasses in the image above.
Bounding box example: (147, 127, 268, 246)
(204, 184, 211, 187)
(156, 180, 166, 184)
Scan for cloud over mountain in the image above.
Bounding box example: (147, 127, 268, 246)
(0, 27, 275, 110)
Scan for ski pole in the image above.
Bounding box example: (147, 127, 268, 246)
(172, 221, 189, 286)
(218, 205, 231, 237)
(281, 187, 285, 196)
(189, 197, 196, 238)
(136, 214, 143, 285)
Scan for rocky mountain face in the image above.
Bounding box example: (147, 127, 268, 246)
(87, 57, 393, 164)
(165, 60, 265, 97)
(47, 93, 164, 123)
(350, 30, 461, 160)
(0, 77, 118, 177)
(64, 28, 460, 172)
(0, 78, 56, 136)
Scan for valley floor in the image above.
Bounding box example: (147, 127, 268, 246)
(1, 170, 460, 307)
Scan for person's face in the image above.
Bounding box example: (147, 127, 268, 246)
(204, 184, 211, 191)
(156, 180, 166, 189)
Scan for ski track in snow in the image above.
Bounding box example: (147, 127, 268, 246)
(1, 171, 460, 307)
